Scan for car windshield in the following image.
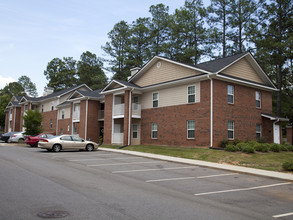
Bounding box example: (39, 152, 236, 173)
(48, 135, 60, 139)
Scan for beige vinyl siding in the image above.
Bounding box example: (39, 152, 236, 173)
(37, 100, 54, 112)
(134, 60, 202, 87)
(58, 106, 71, 119)
(222, 57, 264, 84)
(59, 93, 72, 104)
(141, 82, 200, 109)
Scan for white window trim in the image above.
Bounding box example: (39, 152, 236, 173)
(51, 101, 54, 111)
(187, 85, 196, 104)
(132, 124, 138, 139)
(256, 124, 262, 139)
(61, 109, 65, 119)
(228, 120, 234, 140)
(187, 120, 195, 139)
(151, 123, 158, 139)
(256, 91, 261, 108)
(228, 85, 234, 104)
(152, 92, 159, 108)
(41, 104, 44, 112)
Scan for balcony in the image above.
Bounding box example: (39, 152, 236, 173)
(9, 114, 12, 120)
(132, 103, 141, 118)
(72, 111, 80, 122)
(113, 103, 141, 118)
(98, 110, 104, 121)
(113, 104, 125, 117)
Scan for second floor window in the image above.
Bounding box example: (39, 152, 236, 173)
(41, 104, 44, 112)
(188, 86, 195, 103)
(51, 101, 54, 111)
(153, 92, 158, 108)
(256, 91, 261, 108)
(228, 85, 234, 104)
(61, 109, 65, 119)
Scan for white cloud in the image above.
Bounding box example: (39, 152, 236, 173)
(0, 75, 15, 89)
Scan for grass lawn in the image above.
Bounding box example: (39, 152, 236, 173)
(101, 145, 293, 173)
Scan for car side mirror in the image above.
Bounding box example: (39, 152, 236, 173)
(82, 140, 85, 142)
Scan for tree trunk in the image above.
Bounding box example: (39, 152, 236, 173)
(223, 5, 226, 58)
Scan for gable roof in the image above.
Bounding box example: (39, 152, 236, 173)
(68, 89, 104, 101)
(101, 79, 140, 94)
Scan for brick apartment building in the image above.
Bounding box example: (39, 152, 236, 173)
(4, 52, 289, 147)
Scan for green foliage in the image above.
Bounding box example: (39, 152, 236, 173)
(77, 51, 107, 90)
(0, 94, 11, 127)
(282, 161, 293, 171)
(241, 144, 255, 154)
(236, 142, 247, 150)
(1, 82, 25, 96)
(254, 143, 269, 152)
(219, 139, 229, 148)
(22, 110, 43, 135)
(18, 75, 38, 97)
(286, 145, 293, 152)
(269, 144, 280, 152)
(279, 144, 288, 151)
(224, 144, 240, 152)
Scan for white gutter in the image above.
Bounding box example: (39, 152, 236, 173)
(85, 98, 89, 140)
(13, 107, 16, 131)
(128, 89, 134, 145)
(56, 109, 59, 135)
(208, 76, 213, 148)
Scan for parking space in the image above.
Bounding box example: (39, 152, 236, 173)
(32, 148, 293, 219)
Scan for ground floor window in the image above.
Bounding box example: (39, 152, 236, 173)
(228, 120, 234, 139)
(187, 120, 195, 139)
(50, 119, 53, 129)
(152, 123, 158, 139)
(256, 124, 261, 140)
(60, 128, 63, 134)
(132, 124, 138, 139)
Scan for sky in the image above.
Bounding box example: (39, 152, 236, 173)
(0, 0, 195, 96)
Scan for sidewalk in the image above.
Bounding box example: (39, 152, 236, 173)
(100, 147, 293, 181)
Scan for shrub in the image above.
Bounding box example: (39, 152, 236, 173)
(280, 144, 288, 151)
(225, 144, 240, 152)
(287, 145, 293, 152)
(219, 139, 229, 148)
(282, 161, 293, 171)
(236, 142, 247, 150)
(270, 143, 280, 152)
(232, 139, 242, 146)
(241, 144, 255, 154)
(254, 143, 269, 152)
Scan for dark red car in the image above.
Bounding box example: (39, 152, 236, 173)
(25, 133, 54, 147)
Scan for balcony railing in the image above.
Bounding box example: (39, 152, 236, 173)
(132, 103, 141, 116)
(112, 133, 123, 144)
(113, 104, 124, 116)
(9, 114, 12, 120)
(72, 111, 80, 121)
(98, 110, 104, 120)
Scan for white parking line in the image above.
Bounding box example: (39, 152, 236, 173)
(273, 212, 293, 218)
(52, 153, 116, 158)
(112, 166, 196, 173)
(194, 182, 292, 196)
(70, 157, 138, 162)
(88, 161, 166, 167)
(146, 173, 238, 183)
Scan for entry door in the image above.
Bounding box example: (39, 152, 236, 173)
(274, 124, 280, 144)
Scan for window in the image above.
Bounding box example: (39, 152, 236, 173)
(256, 124, 261, 140)
(41, 104, 44, 112)
(187, 120, 195, 139)
(60, 128, 63, 135)
(151, 123, 158, 139)
(188, 86, 196, 103)
(132, 124, 138, 139)
(50, 119, 53, 129)
(256, 91, 261, 108)
(24, 104, 28, 111)
(61, 109, 65, 119)
(51, 101, 54, 111)
(152, 92, 158, 108)
(228, 120, 234, 139)
(72, 136, 83, 142)
(228, 85, 234, 104)
(133, 96, 139, 110)
(67, 125, 70, 132)
(60, 136, 72, 141)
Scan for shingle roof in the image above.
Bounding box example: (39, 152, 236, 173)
(77, 89, 104, 99)
(195, 52, 248, 73)
(114, 79, 141, 88)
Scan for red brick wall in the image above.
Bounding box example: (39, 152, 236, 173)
(287, 126, 292, 145)
(140, 80, 211, 147)
(212, 79, 273, 146)
(58, 118, 71, 135)
(104, 94, 113, 144)
(78, 100, 86, 139)
(123, 90, 131, 145)
(86, 100, 101, 143)
(41, 110, 57, 134)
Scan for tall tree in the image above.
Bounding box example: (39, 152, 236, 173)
(253, 0, 292, 117)
(44, 57, 78, 91)
(207, 0, 230, 58)
(77, 51, 108, 90)
(18, 75, 38, 97)
(148, 4, 170, 57)
(22, 110, 43, 135)
(102, 21, 131, 80)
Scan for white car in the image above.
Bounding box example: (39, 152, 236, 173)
(8, 132, 25, 143)
(39, 135, 98, 152)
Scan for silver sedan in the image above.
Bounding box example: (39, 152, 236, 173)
(39, 135, 98, 152)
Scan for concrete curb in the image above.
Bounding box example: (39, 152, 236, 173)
(99, 147, 293, 181)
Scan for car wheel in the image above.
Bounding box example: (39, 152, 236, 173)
(86, 144, 94, 151)
(34, 142, 39, 148)
(30, 144, 34, 147)
(52, 144, 61, 152)
(18, 138, 24, 143)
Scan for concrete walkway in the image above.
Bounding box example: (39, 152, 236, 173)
(99, 147, 293, 181)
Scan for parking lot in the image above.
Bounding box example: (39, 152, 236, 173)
(30, 148, 293, 219)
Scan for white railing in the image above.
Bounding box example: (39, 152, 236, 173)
(98, 110, 104, 120)
(132, 103, 141, 116)
(9, 114, 12, 120)
(113, 104, 124, 116)
(112, 133, 123, 144)
(72, 111, 80, 121)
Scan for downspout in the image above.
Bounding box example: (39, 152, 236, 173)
(208, 75, 213, 148)
(56, 109, 59, 135)
(13, 107, 16, 131)
(85, 98, 89, 140)
(128, 88, 134, 146)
